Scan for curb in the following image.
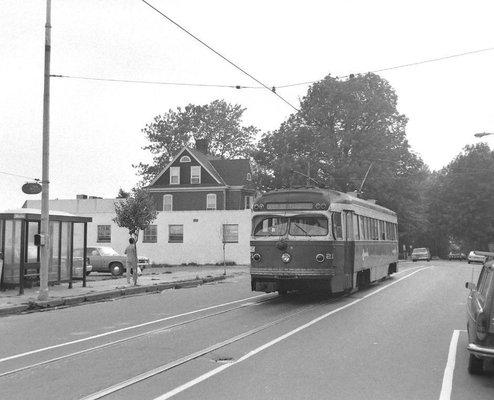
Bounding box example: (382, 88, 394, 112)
(0, 274, 230, 317)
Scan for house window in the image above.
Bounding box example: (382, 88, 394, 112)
(206, 193, 217, 210)
(223, 224, 239, 243)
(143, 225, 158, 243)
(97, 225, 111, 243)
(180, 155, 191, 163)
(163, 194, 173, 211)
(169, 225, 183, 243)
(246, 172, 252, 181)
(191, 166, 201, 184)
(244, 195, 254, 209)
(170, 167, 180, 185)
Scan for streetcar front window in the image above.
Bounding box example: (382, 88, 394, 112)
(253, 216, 288, 236)
(289, 216, 328, 236)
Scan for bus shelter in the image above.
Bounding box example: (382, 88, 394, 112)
(0, 209, 92, 294)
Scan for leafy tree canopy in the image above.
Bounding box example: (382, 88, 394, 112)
(113, 188, 158, 239)
(427, 143, 494, 252)
(135, 99, 258, 182)
(253, 73, 429, 248)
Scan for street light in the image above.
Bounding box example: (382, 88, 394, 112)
(474, 132, 494, 138)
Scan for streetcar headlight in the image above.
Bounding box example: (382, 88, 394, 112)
(320, 203, 327, 210)
(281, 253, 291, 263)
(253, 204, 259, 211)
(259, 203, 265, 209)
(252, 253, 261, 262)
(315, 253, 325, 263)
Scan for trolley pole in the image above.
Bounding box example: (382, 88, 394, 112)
(39, 0, 52, 301)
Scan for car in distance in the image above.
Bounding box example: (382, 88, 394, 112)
(468, 251, 486, 264)
(465, 254, 494, 374)
(138, 256, 150, 270)
(411, 247, 431, 262)
(448, 251, 466, 261)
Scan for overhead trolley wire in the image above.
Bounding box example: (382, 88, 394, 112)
(0, 170, 40, 181)
(50, 74, 262, 90)
(276, 46, 494, 89)
(139, 0, 299, 112)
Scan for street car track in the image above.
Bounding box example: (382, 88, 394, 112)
(0, 293, 273, 365)
(80, 267, 430, 400)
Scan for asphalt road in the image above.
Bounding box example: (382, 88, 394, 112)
(0, 261, 492, 400)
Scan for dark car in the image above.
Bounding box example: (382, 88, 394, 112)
(465, 255, 494, 374)
(75, 246, 127, 276)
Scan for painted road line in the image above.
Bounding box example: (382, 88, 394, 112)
(0, 293, 272, 364)
(152, 267, 431, 400)
(0, 297, 279, 378)
(438, 329, 466, 400)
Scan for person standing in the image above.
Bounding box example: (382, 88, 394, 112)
(124, 237, 138, 286)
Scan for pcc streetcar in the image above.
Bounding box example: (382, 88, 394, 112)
(250, 187, 398, 294)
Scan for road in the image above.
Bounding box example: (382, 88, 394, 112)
(0, 261, 492, 400)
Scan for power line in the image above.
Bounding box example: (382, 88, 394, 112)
(50, 74, 262, 90)
(0, 170, 40, 181)
(276, 46, 494, 89)
(139, 0, 299, 112)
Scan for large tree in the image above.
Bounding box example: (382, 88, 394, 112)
(135, 99, 258, 182)
(253, 73, 430, 250)
(426, 143, 494, 253)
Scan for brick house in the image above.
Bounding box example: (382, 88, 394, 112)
(146, 139, 256, 212)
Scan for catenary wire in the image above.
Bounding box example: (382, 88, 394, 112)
(50, 74, 262, 90)
(0, 170, 40, 181)
(139, 0, 299, 111)
(276, 46, 494, 88)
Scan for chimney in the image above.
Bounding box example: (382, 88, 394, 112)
(195, 138, 209, 154)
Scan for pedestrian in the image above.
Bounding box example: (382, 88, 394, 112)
(124, 237, 138, 286)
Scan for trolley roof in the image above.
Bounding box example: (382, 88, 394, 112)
(255, 187, 396, 217)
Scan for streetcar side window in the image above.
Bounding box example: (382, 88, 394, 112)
(253, 216, 288, 237)
(332, 212, 343, 240)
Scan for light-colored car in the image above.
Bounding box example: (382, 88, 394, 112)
(465, 257, 494, 374)
(448, 251, 466, 261)
(75, 246, 149, 276)
(468, 251, 486, 264)
(73, 257, 92, 277)
(411, 247, 431, 262)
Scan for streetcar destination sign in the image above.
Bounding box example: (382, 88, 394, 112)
(22, 182, 42, 195)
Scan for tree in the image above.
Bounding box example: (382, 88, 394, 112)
(253, 73, 430, 251)
(116, 188, 130, 198)
(113, 188, 158, 239)
(426, 143, 494, 252)
(135, 99, 259, 182)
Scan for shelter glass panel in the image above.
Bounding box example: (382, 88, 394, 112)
(49, 221, 60, 281)
(3, 220, 21, 284)
(27, 221, 39, 263)
(60, 222, 72, 281)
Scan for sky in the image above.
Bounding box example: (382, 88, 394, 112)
(1, 0, 494, 211)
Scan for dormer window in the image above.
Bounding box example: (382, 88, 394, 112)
(170, 167, 180, 185)
(246, 172, 252, 181)
(180, 155, 191, 163)
(190, 166, 201, 184)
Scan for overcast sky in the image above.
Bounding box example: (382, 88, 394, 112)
(1, 0, 494, 211)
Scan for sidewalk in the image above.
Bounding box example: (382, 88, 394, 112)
(0, 265, 249, 317)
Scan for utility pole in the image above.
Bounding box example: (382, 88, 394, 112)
(39, 0, 52, 301)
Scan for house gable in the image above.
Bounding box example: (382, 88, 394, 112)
(149, 148, 224, 188)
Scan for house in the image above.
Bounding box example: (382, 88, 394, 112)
(146, 139, 256, 211)
(23, 141, 255, 265)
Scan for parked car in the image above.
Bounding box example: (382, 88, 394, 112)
(138, 256, 151, 270)
(73, 257, 92, 278)
(448, 251, 466, 261)
(465, 256, 494, 374)
(468, 251, 486, 264)
(411, 247, 431, 262)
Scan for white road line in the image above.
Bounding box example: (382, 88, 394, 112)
(438, 330, 463, 400)
(153, 267, 430, 400)
(0, 293, 271, 364)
